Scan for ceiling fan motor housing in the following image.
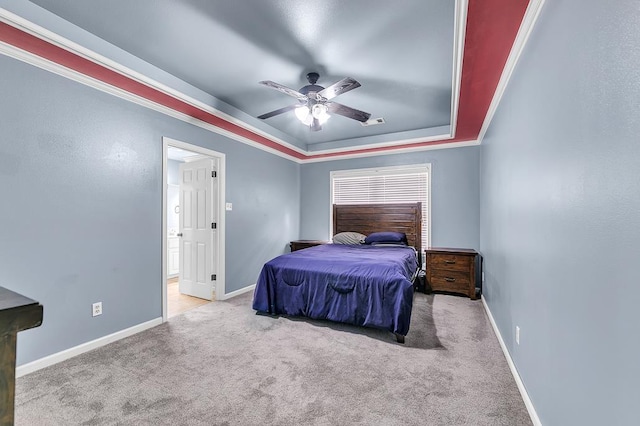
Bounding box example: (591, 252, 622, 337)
(299, 72, 325, 100)
(257, 72, 371, 128)
(299, 85, 325, 97)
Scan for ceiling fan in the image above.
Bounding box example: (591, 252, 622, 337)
(257, 72, 371, 131)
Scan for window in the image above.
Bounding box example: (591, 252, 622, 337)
(330, 164, 431, 250)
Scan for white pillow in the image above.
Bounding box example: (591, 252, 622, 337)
(332, 232, 366, 245)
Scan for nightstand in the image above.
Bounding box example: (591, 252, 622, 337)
(425, 248, 480, 299)
(290, 240, 329, 252)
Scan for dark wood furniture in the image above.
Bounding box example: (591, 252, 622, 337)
(1, 287, 43, 424)
(290, 240, 329, 252)
(291, 202, 423, 255)
(425, 248, 480, 299)
(333, 203, 422, 253)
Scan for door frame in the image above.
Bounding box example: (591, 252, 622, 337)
(161, 137, 226, 322)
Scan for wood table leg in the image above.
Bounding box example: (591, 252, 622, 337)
(0, 331, 18, 425)
(0, 287, 44, 425)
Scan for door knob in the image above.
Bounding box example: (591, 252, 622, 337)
(176, 233, 183, 237)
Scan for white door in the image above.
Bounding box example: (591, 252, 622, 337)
(178, 158, 217, 300)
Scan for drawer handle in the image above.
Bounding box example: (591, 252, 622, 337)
(445, 277, 456, 282)
(444, 260, 456, 264)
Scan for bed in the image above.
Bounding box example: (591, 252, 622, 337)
(252, 203, 422, 342)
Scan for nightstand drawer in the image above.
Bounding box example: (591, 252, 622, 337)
(428, 253, 472, 272)
(428, 270, 471, 292)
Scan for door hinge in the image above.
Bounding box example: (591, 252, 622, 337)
(211, 274, 217, 281)
(211, 222, 217, 229)
(212, 171, 217, 178)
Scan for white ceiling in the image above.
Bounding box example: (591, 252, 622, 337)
(28, 0, 457, 149)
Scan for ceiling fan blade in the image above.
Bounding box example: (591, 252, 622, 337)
(257, 104, 298, 120)
(318, 77, 361, 100)
(259, 80, 307, 100)
(310, 118, 322, 131)
(326, 102, 371, 122)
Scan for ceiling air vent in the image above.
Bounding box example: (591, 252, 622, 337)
(361, 117, 385, 127)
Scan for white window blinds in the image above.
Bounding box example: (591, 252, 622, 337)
(331, 165, 430, 250)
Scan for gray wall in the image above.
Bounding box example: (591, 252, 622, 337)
(479, 1, 640, 424)
(0, 55, 299, 365)
(300, 147, 480, 250)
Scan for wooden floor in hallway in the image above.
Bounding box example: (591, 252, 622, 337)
(167, 277, 210, 318)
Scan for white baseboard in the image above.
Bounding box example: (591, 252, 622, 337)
(16, 317, 163, 378)
(481, 297, 542, 426)
(219, 284, 255, 300)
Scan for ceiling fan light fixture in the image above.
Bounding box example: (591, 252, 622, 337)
(311, 103, 330, 125)
(295, 105, 313, 125)
(258, 73, 368, 130)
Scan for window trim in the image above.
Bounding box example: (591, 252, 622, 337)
(329, 163, 432, 248)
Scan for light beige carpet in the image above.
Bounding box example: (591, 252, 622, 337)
(15, 291, 532, 425)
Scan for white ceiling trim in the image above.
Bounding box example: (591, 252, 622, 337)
(301, 140, 480, 164)
(0, 6, 490, 164)
(449, 0, 469, 139)
(306, 132, 453, 156)
(477, 0, 546, 143)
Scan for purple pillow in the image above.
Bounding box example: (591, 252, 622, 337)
(364, 231, 408, 245)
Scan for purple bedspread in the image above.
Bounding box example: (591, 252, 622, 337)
(252, 244, 418, 336)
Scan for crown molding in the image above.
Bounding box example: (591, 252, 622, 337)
(449, 0, 468, 139)
(0, 2, 539, 163)
(477, 0, 546, 143)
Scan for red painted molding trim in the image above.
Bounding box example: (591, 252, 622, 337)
(0, 1, 530, 161)
(0, 21, 306, 160)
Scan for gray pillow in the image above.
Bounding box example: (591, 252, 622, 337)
(332, 232, 366, 245)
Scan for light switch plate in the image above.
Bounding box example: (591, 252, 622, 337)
(225, 202, 233, 211)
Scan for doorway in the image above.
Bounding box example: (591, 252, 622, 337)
(162, 137, 226, 321)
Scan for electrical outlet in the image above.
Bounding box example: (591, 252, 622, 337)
(92, 302, 102, 317)
(225, 202, 233, 211)
(516, 326, 520, 345)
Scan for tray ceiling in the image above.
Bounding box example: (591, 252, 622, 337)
(0, 1, 538, 160)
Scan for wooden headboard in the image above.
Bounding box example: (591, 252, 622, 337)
(333, 203, 422, 251)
